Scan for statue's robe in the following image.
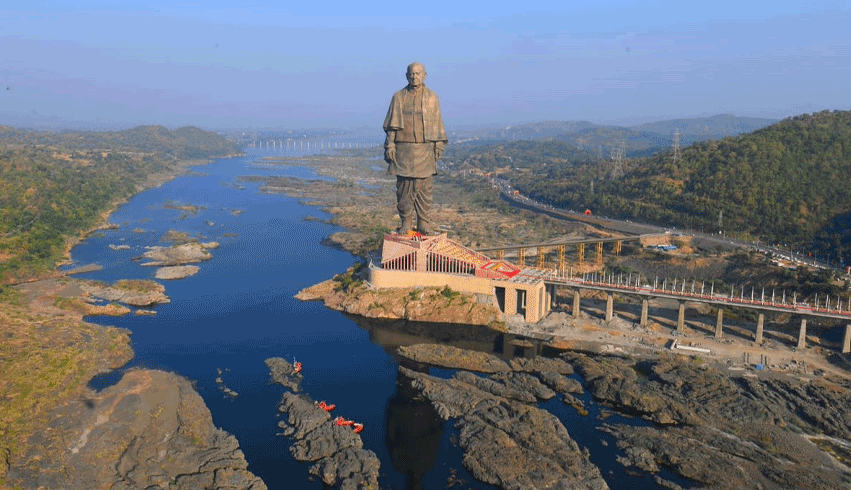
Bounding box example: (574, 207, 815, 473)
(383, 85, 447, 178)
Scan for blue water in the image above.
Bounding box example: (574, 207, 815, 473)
(71, 146, 692, 489)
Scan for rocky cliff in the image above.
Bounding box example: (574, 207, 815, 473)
(295, 266, 505, 329)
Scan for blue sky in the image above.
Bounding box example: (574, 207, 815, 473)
(1, 1, 849, 130)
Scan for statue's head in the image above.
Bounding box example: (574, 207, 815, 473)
(406, 62, 426, 89)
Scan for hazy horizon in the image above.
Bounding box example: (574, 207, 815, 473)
(2, 1, 849, 132)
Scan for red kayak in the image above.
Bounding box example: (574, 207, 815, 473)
(316, 401, 336, 412)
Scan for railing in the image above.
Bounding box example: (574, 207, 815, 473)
(521, 267, 851, 318)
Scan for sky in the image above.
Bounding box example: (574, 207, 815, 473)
(1, 1, 849, 131)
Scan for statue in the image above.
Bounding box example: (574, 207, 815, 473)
(383, 62, 448, 235)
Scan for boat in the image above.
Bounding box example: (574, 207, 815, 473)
(316, 400, 336, 412)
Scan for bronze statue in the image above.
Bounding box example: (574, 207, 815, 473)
(383, 62, 448, 235)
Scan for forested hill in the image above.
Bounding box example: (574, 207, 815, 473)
(0, 126, 241, 284)
(509, 110, 851, 262)
(446, 139, 598, 172)
(0, 125, 243, 159)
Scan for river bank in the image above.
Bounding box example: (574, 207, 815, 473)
(1, 154, 269, 488)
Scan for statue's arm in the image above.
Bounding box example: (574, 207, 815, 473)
(384, 130, 397, 164)
(434, 140, 445, 160)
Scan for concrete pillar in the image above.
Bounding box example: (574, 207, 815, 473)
(572, 290, 581, 318)
(605, 293, 614, 322)
(755, 313, 765, 344)
(505, 288, 518, 316)
(797, 318, 807, 350)
(842, 324, 851, 354)
(677, 302, 686, 332)
(640, 299, 649, 327)
(715, 308, 723, 339)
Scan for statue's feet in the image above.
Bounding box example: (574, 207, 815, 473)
(395, 221, 413, 235)
(417, 224, 434, 235)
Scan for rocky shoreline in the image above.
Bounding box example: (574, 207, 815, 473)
(295, 267, 505, 328)
(1, 156, 266, 488)
(397, 344, 609, 490)
(395, 342, 851, 490)
(6, 370, 266, 490)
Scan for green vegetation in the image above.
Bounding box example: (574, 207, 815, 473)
(333, 263, 365, 292)
(453, 110, 851, 264)
(0, 126, 241, 284)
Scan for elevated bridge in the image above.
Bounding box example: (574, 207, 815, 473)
(518, 266, 851, 354)
(475, 234, 660, 268)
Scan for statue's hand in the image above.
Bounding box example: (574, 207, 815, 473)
(434, 148, 444, 161)
(385, 147, 396, 164)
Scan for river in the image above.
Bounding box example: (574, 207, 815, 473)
(68, 144, 688, 490)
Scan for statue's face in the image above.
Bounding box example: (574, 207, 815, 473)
(406, 65, 426, 88)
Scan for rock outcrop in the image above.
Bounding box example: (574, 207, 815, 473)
(297, 276, 504, 328)
(397, 343, 511, 373)
(140, 242, 215, 266)
(155, 265, 200, 280)
(79, 279, 170, 307)
(567, 353, 851, 489)
(5, 370, 266, 490)
(400, 366, 609, 490)
(265, 357, 303, 393)
(268, 359, 380, 490)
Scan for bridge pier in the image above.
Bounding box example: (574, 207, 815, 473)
(797, 318, 807, 350)
(605, 293, 614, 322)
(572, 290, 581, 318)
(843, 324, 851, 354)
(677, 302, 685, 332)
(715, 308, 723, 339)
(640, 299, 648, 327)
(755, 313, 765, 344)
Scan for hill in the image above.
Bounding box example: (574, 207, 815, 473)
(0, 125, 242, 159)
(506, 110, 851, 263)
(446, 139, 597, 173)
(630, 114, 776, 140)
(450, 114, 776, 159)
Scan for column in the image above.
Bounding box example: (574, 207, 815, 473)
(755, 313, 765, 344)
(572, 290, 581, 318)
(677, 302, 685, 332)
(640, 299, 649, 327)
(505, 288, 518, 316)
(797, 318, 807, 350)
(715, 308, 723, 339)
(605, 293, 614, 322)
(842, 324, 851, 354)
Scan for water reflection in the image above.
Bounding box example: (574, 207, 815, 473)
(385, 370, 444, 490)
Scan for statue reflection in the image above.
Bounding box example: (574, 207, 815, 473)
(385, 362, 444, 490)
